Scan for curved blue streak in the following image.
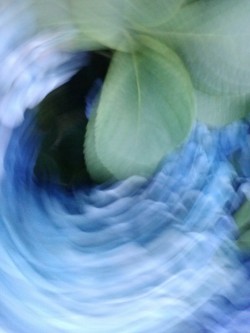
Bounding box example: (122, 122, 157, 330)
(0, 113, 250, 332)
(0, 3, 250, 333)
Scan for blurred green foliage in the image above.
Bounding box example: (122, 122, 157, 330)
(234, 200, 250, 250)
(32, 0, 250, 182)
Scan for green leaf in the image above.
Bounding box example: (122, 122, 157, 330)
(29, 0, 70, 30)
(154, 0, 250, 95)
(234, 200, 250, 250)
(237, 230, 250, 250)
(84, 107, 113, 183)
(29, 0, 103, 51)
(69, 0, 133, 51)
(92, 40, 194, 180)
(234, 200, 250, 230)
(126, 0, 186, 29)
(196, 90, 250, 127)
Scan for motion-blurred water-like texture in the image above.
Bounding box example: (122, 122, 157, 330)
(0, 2, 250, 333)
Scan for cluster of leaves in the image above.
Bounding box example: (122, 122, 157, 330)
(32, 0, 250, 182)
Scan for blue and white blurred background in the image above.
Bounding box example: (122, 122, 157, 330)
(0, 2, 250, 333)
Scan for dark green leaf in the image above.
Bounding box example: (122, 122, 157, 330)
(234, 200, 250, 250)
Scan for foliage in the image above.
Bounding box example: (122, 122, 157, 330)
(234, 199, 250, 250)
(33, 0, 250, 182)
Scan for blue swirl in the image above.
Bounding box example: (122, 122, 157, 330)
(0, 4, 250, 333)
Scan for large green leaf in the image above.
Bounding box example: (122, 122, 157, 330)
(234, 200, 250, 230)
(69, 0, 133, 51)
(91, 40, 194, 180)
(196, 90, 250, 127)
(84, 107, 113, 183)
(29, 0, 102, 51)
(29, 0, 69, 30)
(154, 0, 250, 96)
(126, 0, 186, 29)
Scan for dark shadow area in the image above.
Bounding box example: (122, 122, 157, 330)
(34, 51, 111, 189)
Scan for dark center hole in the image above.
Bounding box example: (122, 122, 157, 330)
(34, 51, 111, 189)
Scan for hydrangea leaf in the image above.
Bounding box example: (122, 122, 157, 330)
(84, 107, 113, 183)
(91, 40, 194, 180)
(234, 200, 250, 230)
(196, 90, 250, 127)
(234, 200, 250, 250)
(155, 0, 250, 96)
(126, 0, 186, 29)
(69, 0, 133, 51)
(29, 0, 102, 51)
(29, 0, 69, 30)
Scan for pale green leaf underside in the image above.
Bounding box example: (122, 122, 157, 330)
(29, 0, 70, 30)
(153, 0, 250, 95)
(29, 0, 103, 51)
(84, 108, 113, 183)
(196, 90, 250, 127)
(30, 0, 187, 51)
(94, 41, 194, 180)
(69, 0, 132, 51)
(67, 0, 186, 50)
(126, 0, 186, 29)
(30, 0, 126, 51)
